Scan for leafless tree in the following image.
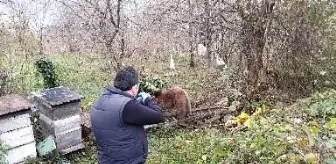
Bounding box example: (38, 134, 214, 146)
(56, 0, 124, 70)
(0, 0, 335, 102)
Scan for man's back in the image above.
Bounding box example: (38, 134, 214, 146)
(90, 87, 148, 164)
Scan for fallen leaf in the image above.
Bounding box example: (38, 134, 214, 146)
(324, 118, 336, 131)
(303, 153, 318, 164)
(235, 112, 250, 125)
(202, 155, 207, 161)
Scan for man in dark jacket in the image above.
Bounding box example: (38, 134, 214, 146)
(90, 66, 165, 164)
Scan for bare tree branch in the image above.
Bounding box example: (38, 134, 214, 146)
(106, 0, 117, 27)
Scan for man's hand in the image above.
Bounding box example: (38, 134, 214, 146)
(136, 92, 151, 104)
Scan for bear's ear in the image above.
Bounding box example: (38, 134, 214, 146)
(153, 90, 162, 97)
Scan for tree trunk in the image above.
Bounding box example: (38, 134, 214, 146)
(39, 27, 43, 55)
(258, 0, 275, 85)
(204, 0, 212, 68)
(188, 0, 196, 67)
(238, 0, 275, 99)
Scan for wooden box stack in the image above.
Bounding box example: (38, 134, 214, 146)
(30, 86, 84, 154)
(0, 94, 37, 164)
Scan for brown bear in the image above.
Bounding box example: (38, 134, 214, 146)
(153, 86, 191, 119)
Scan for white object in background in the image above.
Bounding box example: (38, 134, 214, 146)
(215, 53, 226, 67)
(294, 118, 302, 124)
(169, 54, 175, 70)
(197, 44, 206, 56)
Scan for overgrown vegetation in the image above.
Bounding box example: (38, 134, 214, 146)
(139, 76, 169, 95)
(156, 90, 336, 164)
(225, 89, 336, 164)
(307, 89, 336, 118)
(62, 88, 336, 164)
(34, 57, 60, 89)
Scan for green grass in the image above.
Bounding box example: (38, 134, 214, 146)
(7, 54, 111, 108)
(8, 53, 215, 110)
(66, 128, 231, 164)
(146, 129, 231, 164)
(66, 90, 336, 163)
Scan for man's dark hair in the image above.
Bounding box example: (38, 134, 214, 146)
(114, 66, 139, 91)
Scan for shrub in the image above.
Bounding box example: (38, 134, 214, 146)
(307, 89, 336, 118)
(34, 57, 60, 89)
(223, 89, 336, 164)
(138, 76, 168, 95)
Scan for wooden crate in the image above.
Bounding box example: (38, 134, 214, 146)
(30, 86, 84, 154)
(30, 86, 83, 120)
(38, 113, 83, 151)
(0, 94, 37, 164)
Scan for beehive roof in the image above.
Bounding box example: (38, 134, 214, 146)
(0, 94, 33, 116)
(32, 86, 84, 107)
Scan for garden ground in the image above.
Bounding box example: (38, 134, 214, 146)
(8, 54, 336, 164)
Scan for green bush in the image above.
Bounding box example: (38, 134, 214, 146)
(307, 89, 336, 118)
(34, 57, 60, 89)
(138, 76, 168, 95)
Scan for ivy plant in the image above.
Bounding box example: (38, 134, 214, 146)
(35, 57, 60, 89)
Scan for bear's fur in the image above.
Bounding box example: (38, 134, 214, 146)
(153, 86, 191, 119)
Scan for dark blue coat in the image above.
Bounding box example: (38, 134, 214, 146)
(90, 87, 164, 164)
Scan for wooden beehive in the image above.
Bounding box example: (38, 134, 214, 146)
(30, 86, 85, 154)
(0, 94, 37, 164)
